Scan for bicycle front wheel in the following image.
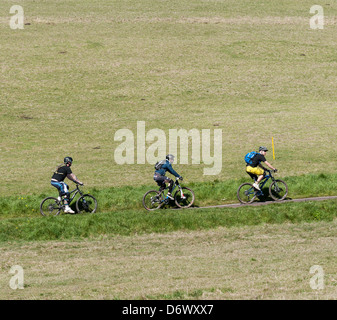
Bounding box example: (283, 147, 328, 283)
(237, 183, 257, 204)
(174, 187, 195, 208)
(76, 194, 98, 213)
(269, 180, 288, 201)
(143, 190, 163, 211)
(40, 197, 62, 216)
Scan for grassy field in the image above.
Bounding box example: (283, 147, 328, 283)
(0, 198, 336, 241)
(1, 220, 336, 300)
(1, 0, 337, 300)
(1, 0, 337, 195)
(1, 171, 337, 219)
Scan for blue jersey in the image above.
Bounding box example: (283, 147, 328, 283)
(155, 160, 180, 178)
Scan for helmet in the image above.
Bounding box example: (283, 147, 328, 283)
(259, 146, 268, 152)
(166, 154, 175, 161)
(64, 156, 73, 164)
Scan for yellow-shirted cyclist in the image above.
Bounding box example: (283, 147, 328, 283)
(246, 146, 277, 191)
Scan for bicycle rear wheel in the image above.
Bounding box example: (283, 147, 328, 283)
(143, 190, 163, 211)
(40, 197, 62, 216)
(174, 187, 195, 208)
(76, 194, 98, 213)
(269, 179, 288, 201)
(237, 183, 257, 204)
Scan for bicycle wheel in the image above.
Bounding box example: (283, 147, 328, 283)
(174, 187, 195, 208)
(76, 194, 98, 213)
(237, 183, 257, 204)
(40, 197, 62, 216)
(269, 179, 288, 201)
(143, 190, 164, 211)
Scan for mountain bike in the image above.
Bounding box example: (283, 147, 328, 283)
(237, 169, 288, 204)
(143, 177, 195, 211)
(40, 184, 98, 216)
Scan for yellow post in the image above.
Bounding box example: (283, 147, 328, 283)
(272, 137, 275, 160)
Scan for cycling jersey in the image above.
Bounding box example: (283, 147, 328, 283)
(51, 165, 72, 182)
(154, 160, 180, 178)
(248, 153, 266, 167)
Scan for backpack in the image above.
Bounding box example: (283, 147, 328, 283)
(154, 159, 166, 170)
(244, 151, 257, 165)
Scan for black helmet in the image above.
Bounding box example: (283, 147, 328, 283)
(166, 154, 174, 161)
(64, 156, 73, 164)
(259, 146, 268, 152)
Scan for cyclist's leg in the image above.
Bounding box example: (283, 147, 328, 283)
(246, 171, 257, 181)
(154, 174, 163, 191)
(247, 166, 264, 180)
(246, 166, 264, 189)
(51, 181, 70, 204)
(62, 183, 71, 204)
(51, 180, 62, 199)
(154, 174, 174, 199)
(154, 174, 170, 191)
(167, 178, 174, 193)
(50, 181, 74, 213)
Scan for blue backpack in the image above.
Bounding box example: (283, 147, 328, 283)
(244, 151, 257, 165)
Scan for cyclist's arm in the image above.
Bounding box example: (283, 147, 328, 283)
(166, 163, 180, 178)
(264, 161, 276, 171)
(67, 173, 83, 185)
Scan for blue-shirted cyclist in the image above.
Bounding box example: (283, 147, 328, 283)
(153, 154, 183, 200)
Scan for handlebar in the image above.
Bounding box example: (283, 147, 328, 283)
(175, 176, 183, 184)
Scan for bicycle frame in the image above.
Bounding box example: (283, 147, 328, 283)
(159, 178, 185, 203)
(252, 169, 274, 196)
(60, 185, 84, 205)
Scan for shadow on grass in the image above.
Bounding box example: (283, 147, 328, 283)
(254, 187, 292, 203)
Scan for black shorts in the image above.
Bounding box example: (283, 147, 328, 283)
(153, 173, 172, 187)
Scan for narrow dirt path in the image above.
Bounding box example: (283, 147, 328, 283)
(192, 196, 337, 209)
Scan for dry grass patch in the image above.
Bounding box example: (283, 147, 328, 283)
(0, 220, 336, 300)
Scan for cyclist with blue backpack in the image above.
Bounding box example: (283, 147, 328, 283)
(153, 154, 183, 200)
(245, 147, 277, 191)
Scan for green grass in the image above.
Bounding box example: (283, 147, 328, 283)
(1, 171, 335, 242)
(1, 0, 337, 300)
(1, 0, 336, 269)
(1, 0, 337, 197)
(1, 197, 336, 242)
(1, 171, 337, 219)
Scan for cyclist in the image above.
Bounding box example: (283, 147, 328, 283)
(153, 154, 183, 200)
(50, 156, 83, 213)
(246, 146, 277, 191)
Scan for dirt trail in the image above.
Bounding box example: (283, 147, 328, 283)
(192, 196, 337, 209)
